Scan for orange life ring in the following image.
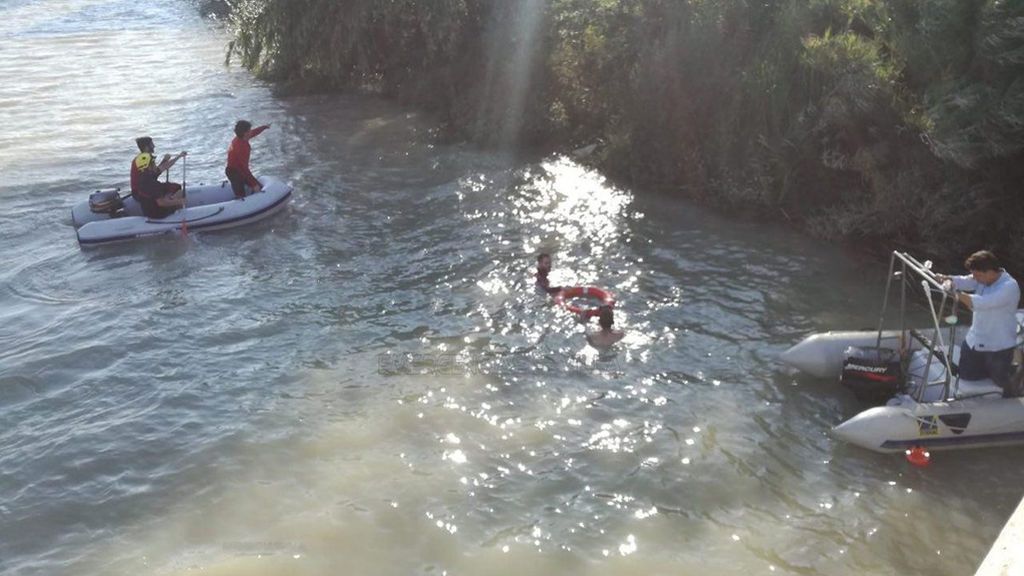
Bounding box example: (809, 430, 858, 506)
(554, 286, 615, 318)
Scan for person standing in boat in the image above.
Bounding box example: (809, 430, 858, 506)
(226, 120, 270, 198)
(586, 306, 625, 348)
(937, 250, 1022, 397)
(536, 253, 562, 295)
(130, 137, 186, 219)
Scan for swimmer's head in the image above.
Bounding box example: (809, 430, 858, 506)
(598, 306, 614, 330)
(537, 253, 552, 273)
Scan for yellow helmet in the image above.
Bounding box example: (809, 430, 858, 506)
(134, 152, 153, 170)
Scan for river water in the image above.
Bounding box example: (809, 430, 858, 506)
(1, 1, 1022, 575)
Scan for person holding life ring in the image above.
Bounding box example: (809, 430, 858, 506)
(535, 253, 562, 295)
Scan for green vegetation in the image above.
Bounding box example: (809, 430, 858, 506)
(228, 0, 1024, 269)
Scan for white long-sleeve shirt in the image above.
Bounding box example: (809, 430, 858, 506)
(951, 270, 1021, 351)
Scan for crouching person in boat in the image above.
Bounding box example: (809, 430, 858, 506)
(937, 250, 1022, 397)
(131, 137, 186, 219)
(226, 120, 270, 198)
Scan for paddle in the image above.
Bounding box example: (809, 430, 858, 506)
(180, 152, 188, 237)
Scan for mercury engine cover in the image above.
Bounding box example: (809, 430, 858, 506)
(840, 346, 902, 403)
(88, 189, 124, 215)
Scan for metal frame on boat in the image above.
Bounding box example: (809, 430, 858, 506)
(782, 251, 1024, 453)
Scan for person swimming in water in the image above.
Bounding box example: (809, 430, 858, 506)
(536, 253, 562, 295)
(586, 306, 625, 348)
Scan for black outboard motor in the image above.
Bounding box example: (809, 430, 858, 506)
(840, 346, 903, 403)
(88, 189, 124, 215)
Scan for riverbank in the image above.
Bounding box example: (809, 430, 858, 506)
(225, 0, 1024, 274)
(976, 494, 1024, 576)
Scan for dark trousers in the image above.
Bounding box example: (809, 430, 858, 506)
(959, 342, 1020, 397)
(136, 182, 181, 219)
(225, 167, 247, 198)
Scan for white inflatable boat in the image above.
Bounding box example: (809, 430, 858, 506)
(831, 344, 1024, 453)
(781, 251, 1024, 453)
(71, 176, 292, 246)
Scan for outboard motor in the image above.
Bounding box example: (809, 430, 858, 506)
(88, 189, 124, 215)
(840, 346, 903, 403)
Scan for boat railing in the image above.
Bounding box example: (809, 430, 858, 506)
(877, 251, 962, 402)
(908, 329, 954, 400)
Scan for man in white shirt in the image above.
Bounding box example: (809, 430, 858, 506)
(937, 250, 1022, 397)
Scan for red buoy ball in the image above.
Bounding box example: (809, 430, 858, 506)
(905, 446, 931, 467)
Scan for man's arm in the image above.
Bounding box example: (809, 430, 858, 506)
(969, 280, 1021, 311)
(957, 292, 974, 309)
(536, 275, 561, 295)
(158, 151, 187, 173)
(936, 273, 979, 292)
(937, 273, 977, 308)
(245, 124, 271, 140)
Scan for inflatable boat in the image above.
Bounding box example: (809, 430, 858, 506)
(781, 251, 1024, 453)
(831, 345, 1024, 453)
(71, 176, 292, 246)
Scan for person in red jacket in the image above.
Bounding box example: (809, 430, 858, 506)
(225, 120, 270, 198)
